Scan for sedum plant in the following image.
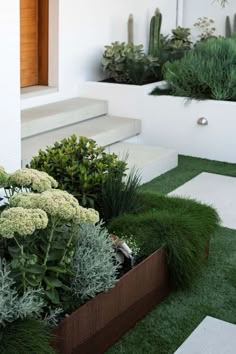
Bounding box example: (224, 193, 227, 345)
(0, 167, 99, 307)
(71, 222, 119, 304)
(168, 26, 192, 50)
(102, 41, 160, 85)
(161, 38, 236, 101)
(30, 135, 126, 209)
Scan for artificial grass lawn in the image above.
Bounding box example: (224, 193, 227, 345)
(107, 155, 236, 354)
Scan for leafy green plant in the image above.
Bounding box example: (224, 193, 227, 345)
(156, 38, 236, 101)
(101, 166, 141, 221)
(30, 135, 126, 209)
(71, 223, 119, 304)
(108, 192, 219, 289)
(0, 167, 99, 308)
(168, 27, 192, 50)
(0, 319, 56, 354)
(102, 42, 160, 84)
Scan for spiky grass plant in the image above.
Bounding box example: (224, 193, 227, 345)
(108, 192, 219, 288)
(101, 166, 141, 221)
(154, 38, 236, 101)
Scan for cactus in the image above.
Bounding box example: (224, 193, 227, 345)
(128, 14, 134, 44)
(225, 14, 236, 38)
(225, 16, 232, 38)
(148, 8, 162, 57)
(233, 14, 236, 33)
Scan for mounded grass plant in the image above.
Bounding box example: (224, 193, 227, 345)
(108, 192, 219, 288)
(153, 38, 236, 101)
(0, 319, 55, 354)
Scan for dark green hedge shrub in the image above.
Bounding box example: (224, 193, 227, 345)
(108, 192, 219, 288)
(30, 135, 126, 210)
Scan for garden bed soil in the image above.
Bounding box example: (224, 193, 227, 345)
(52, 247, 170, 354)
(100, 78, 161, 86)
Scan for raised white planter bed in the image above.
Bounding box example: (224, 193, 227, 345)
(81, 81, 236, 163)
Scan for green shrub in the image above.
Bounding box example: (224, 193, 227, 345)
(108, 192, 219, 288)
(160, 38, 236, 101)
(101, 167, 141, 221)
(0, 319, 55, 354)
(102, 42, 160, 85)
(71, 223, 119, 304)
(30, 135, 126, 209)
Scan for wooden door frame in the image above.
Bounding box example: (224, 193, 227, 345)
(38, 0, 49, 85)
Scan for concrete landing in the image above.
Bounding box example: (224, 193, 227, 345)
(174, 316, 236, 354)
(169, 172, 236, 229)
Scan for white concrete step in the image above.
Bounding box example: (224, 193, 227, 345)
(21, 97, 108, 138)
(22, 116, 141, 164)
(106, 142, 178, 184)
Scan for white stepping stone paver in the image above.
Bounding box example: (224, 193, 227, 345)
(174, 316, 236, 354)
(169, 172, 236, 230)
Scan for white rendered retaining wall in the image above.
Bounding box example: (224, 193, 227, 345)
(81, 81, 236, 163)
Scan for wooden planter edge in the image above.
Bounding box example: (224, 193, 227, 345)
(53, 247, 171, 354)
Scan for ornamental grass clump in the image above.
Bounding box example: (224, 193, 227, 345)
(108, 192, 219, 289)
(157, 38, 236, 101)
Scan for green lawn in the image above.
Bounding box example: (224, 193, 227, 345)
(107, 155, 236, 354)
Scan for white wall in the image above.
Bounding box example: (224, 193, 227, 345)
(22, 0, 178, 109)
(0, 1, 21, 171)
(182, 0, 236, 40)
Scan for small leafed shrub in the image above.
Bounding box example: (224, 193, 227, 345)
(159, 38, 236, 101)
(102, 42, 160, 85)
(71, 223, 119, 304)
(108, 192, 219, 288)
(30, 135, 126, 209)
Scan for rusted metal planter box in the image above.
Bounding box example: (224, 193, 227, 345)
(53, 248, 170, 354)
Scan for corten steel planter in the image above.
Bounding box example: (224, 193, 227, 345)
(53, 247, 170, 354)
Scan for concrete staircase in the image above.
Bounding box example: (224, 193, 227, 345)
(21, 97, 178, 183)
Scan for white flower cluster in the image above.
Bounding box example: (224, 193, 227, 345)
(10, 190, 99, 224)
(0, 207, 48, 239)
(0, 166, 9, 188)
(8, 168, 58, 192)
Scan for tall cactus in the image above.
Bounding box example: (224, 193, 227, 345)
(128, 14, 134, 44)
(148, 8, 162, 57)
(225, 16, 232, 38)
(233, 13, 236, 33)
(225, 14, 236, 38)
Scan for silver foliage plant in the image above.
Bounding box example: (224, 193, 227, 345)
(0, 259, 44, 327)
(71, 223, 120, 303)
